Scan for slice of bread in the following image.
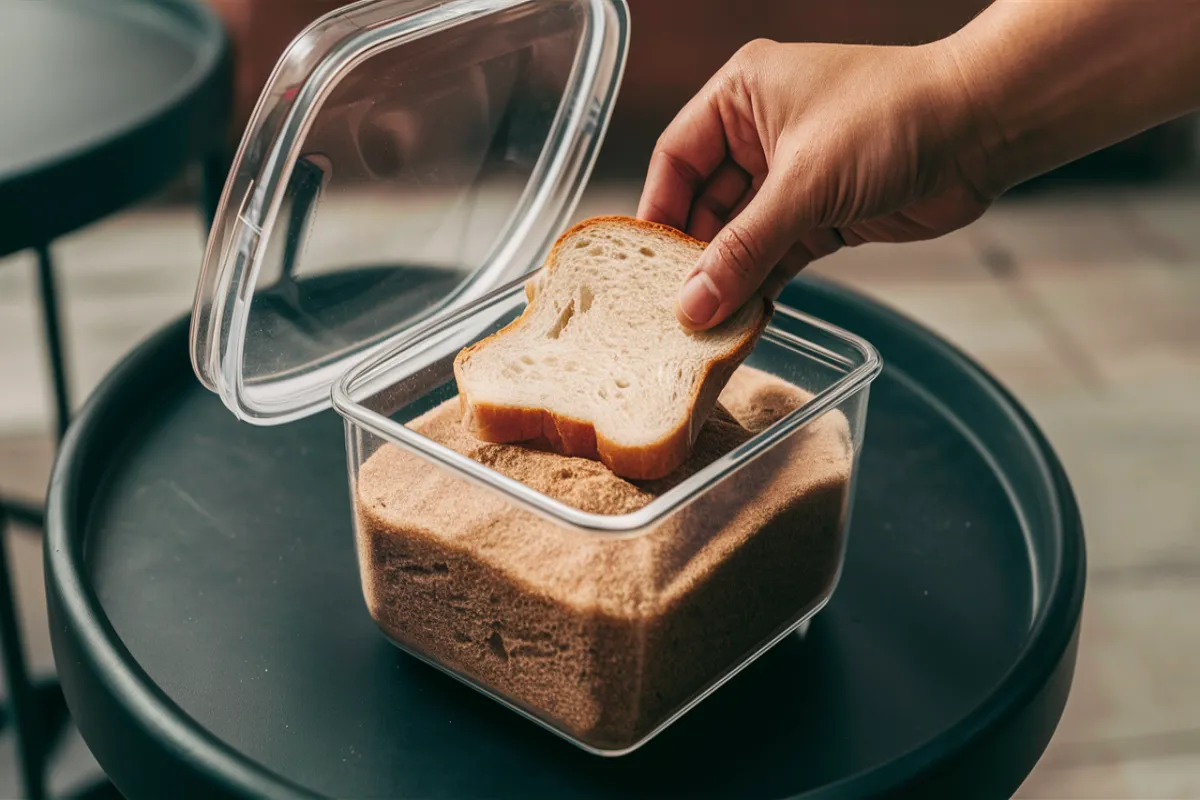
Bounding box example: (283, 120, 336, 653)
(453, 216, 772, 480)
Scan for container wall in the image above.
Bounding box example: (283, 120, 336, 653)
(341, 286, 873, 753)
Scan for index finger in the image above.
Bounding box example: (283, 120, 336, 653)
(636, 86, 729, 232)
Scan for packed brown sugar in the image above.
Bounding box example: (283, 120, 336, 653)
(355, 366, 852, 750)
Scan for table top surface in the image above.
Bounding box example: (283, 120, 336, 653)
(0, 1, 211, 180)
(0, 0, 227, 255)
(46, 275, 1085, 799)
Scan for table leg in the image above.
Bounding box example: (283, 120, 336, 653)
(34, 244, 71, 443)
(0, 507, 46, 800)
(0, 497, 43, 531)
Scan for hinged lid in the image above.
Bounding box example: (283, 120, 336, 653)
(190, 0, 628, 424)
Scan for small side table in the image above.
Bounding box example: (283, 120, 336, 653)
(0, 2, 231, 797)
(46, 275, 1086, 799)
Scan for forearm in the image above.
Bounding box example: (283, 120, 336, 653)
(942, 0, 1200, 194)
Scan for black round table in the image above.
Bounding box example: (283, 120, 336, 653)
(45, 276, 1086, 800)
(0, 0, 230, 441)
(0, 2, 229, 798)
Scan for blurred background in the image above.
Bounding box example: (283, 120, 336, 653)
(1, 0, 1198, 797)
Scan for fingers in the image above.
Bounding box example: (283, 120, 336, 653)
(644, 38, 859, 327)
(760, 265, 792, 300)
(759, 229, 847, 299)
(637, 75, 731, 230)
(760, 246, 810, 300)
(687, 160, 753, 242)
(678, 218, 847, 326)
(677, 172, 800, 329)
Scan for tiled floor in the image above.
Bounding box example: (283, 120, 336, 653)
(2, 183, 1200, 797)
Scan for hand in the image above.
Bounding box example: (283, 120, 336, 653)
(637, 39, 992, 329)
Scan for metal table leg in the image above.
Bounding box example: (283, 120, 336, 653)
(34, 244, 71, 443)
(0, 241, 80, 797)
(0, 498, 43, 531)
(0, 506, 46, 800)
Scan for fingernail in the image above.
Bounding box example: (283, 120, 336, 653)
(678, 271, 720, 326)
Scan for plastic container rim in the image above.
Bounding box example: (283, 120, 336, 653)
(331, 275, 883, 535)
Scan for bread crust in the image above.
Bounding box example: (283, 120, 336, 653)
(454, 216, 773, 480)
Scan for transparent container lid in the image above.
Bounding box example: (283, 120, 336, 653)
(191, 0, 629, 424)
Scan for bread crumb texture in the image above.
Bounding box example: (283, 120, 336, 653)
(355, 366, 852, 750)
(454, 216, 771, 480)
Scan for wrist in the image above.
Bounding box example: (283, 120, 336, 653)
(920, 32, 1012, 201)
(930, 0, 1200, 197)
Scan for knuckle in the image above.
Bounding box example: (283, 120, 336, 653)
(712, 223, 763, 281)
(735, 38, 777, 64)
(704, 39, 783, 126)
(724, 38, 776, 90)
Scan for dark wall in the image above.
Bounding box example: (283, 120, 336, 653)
(208, 0, 1194, 185)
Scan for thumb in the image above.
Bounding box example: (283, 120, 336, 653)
(676, 173, 801, 330)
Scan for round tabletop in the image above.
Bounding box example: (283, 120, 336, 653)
(45, 275, 1085, 800)
(0, 0, 230, 257)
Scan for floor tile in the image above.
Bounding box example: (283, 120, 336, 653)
(1018, 580, 1200, 794)
(1123, 752, 1200, 798)
(1016, 758, 1133, 799)
(0, 431, 53, 502)
(980, 195, 1158, 271)
(816, 274, 1085, 400)
(0, 302, 53, 435)
(1120, 186, 1200, 263)
(1, 433, 57, 676)
(1016, 264, 1200, 377)
(1025, 381, 1200, 577)
(50, 207, 206, 280)
(1020, 750, 1200, 799)
(1049, 583, 1200, 748)
(0, 249, 35, 299)
(0, 208, 204, 434)
(3, 523, 55, 676)
(812, 227, 993, 282)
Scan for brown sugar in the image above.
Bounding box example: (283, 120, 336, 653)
(354, 366, 852, 751)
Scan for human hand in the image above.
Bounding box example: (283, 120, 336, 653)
(637, 39, 992, 329)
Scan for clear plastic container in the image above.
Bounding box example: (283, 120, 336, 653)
(336, 281, 877, 753)
(190, 0, 881, 756)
